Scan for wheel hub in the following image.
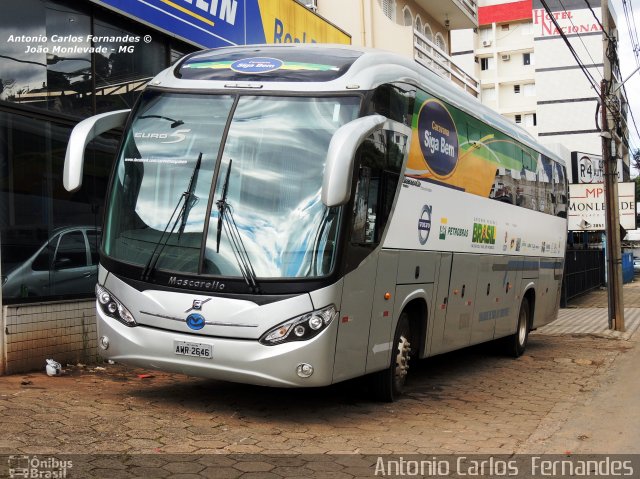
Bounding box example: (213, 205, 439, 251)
(394, 336, 411, 380)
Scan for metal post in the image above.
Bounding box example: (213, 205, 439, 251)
(601, 0, 625, 331)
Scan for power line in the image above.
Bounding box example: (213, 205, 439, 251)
(583, 0, 613, 41)
(543, 0, 637, 156)
(622, 0, 640, 66)
(621, 0, 640, 67)
(539, 0, 601, 95)
(557, 0, 604, 82)
(621, 84, 640, 151)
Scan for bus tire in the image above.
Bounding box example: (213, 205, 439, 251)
(371, 312, 411, 402)
(505, 297, 530, 357)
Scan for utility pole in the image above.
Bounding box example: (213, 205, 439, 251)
(601, 0, 625, 331)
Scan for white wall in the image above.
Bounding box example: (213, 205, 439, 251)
(450, 28, 477, 76)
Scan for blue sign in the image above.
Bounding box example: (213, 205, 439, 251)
(91, 0, 266, 48)
(418, 99, 459, 178)
(230, 57, 283, 73)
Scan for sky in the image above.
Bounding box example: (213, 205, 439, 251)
(611, 0, 640, 172)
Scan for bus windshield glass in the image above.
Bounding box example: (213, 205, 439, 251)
(104, 91, 360, 279)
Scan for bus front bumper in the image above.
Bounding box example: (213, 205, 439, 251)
(96, 309, 339, 388)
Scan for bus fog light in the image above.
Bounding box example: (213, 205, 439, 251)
(296, 363, 314, 378)
(99, 336, 110, 350)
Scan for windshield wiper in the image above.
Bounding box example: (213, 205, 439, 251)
(178, 153, 202, 237)
(216, 159, 232, 254)
(141, 152, 202, 281)
(215, 160, 260, 293)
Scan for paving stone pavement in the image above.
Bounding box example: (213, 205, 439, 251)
(0, 281, 638, 478)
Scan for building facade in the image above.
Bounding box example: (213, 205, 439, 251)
(317, 0, 480, 96)
(454, 0, 537, 134)
(451, 0, 630, 180)
(0, 0, 348, 374)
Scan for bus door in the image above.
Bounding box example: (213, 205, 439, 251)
(441, 254, 479, 351)
(490, 258, 522, 338)
(474, 256, 520, 342)
(333, 122, 410, 383)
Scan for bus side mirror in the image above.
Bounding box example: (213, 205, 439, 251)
(322, 114, 387, 207)
(64, 109, 130, 192)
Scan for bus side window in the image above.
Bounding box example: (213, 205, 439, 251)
(351, 130, 406, 245)
(352, 166, 378, 244)
(365, 83, 415, 127)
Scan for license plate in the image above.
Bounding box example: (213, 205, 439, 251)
(174, 340, 212, 359)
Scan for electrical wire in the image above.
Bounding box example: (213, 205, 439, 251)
(558, 0, 604, 82)
(541, 0, 639, 158)
(583, 0, 613, 41)
(539, 0, 601, 95)
(621, 0, 640, 67)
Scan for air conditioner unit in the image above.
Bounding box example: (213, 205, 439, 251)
(482, 40, 492, 47)
(501, 54, 511, 61)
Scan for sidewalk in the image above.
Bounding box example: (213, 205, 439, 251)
(524, 278, 640, 453)
(537, 279, 640, 339)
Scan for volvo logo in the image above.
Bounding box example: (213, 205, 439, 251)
(186, 313, 206, 331)
(418, 204, 433, 245)
(185, 297, 212, 313)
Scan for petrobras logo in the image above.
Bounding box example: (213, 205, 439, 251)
(230, 57, 283, 74)
(418, 205, 433, 245)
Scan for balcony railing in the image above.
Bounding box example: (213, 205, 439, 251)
(459, 0, 478, 22)
(413, 29, 479, 98)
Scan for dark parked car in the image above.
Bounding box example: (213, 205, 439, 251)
(2, 226, 100, 299)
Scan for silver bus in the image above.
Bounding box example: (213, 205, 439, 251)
(64, 45, 567, 401)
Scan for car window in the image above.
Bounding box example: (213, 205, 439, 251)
(32, 236, 58, 271)
(86, 230, 100, 265)
(54, 231, 87, 270)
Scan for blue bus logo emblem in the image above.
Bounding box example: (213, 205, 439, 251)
(230, 57, 283, 74)
(417, 98, 459, 178)
(418, 204, 432, 245)
(186, 313, 206, 330)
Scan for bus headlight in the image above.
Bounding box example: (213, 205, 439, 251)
(96, 284, 137, 327)
(259, 305, 337, 346)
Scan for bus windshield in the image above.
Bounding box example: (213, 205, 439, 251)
(104, 91, 361, 280)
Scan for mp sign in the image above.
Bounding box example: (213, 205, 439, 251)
(568, 182, 636, 231)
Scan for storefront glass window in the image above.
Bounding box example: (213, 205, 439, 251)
(0, 110, 116, 302)
(93, 16, 167, 113)
(0, 1, 92, 117)
(0, 0, 195, 303)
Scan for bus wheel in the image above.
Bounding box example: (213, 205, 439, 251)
(505, 297, 530, 357)
(372, 313, 411, 402)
